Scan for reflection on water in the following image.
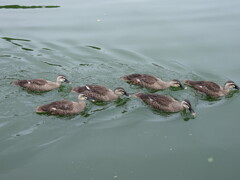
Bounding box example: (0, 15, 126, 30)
(2, 37, 33, 51)
(87, 45, 101, 50)
(115, 97, 131, 107)
(42, 61, 62, 67)
(0, 5, 60, 9)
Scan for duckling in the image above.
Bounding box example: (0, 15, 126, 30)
(72, 84, 129, 101)
(184, 80, 239, 98)
(12, 75, 70, 92)
(121, 74, 185, 90)
(36, 94, 88, 115)
(135, 93, 196, 116)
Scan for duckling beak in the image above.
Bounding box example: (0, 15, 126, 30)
(189, 108, 196, 116)
(180, 84, 187, 89)
(124, 92, 130, 97)
(234, 85, 240, 90)
(87, 97, 95, 102)
(64, 79, 70, 83)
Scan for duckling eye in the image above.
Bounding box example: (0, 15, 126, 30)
(80, 95, 87, 99)
(228, 83, 235, 87)
(174, 83, 180, 86)
(183, 103, 189, 108)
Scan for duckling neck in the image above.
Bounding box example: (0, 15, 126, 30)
(156, 79, 170, 89)
(113, 93, 120, 99)
(172, 103, 184, 112)
(162, 81, 172, 88)
(56, 80, 62, 85)
(167, 101, 184, 112)
(222, 86, 230, 95)
(78, 100, 85, 104)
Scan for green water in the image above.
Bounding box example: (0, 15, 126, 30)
(1, 0, 240, 179)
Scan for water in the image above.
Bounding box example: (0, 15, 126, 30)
(1, 0, 240, 179)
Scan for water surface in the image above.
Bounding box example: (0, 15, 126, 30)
(1, 0, 240, 179)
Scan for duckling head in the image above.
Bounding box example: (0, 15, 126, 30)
(77, 94, 88, 101)
(170, 80, 186, 89)
(77, 94, 95, 102)
(181, 99, 196, 116)
(224, 81, 239, 90)
(57, 75, 70, 83)
(114, 87, 129, 97)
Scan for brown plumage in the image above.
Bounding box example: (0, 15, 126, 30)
(121, 74, 185, 90)
(36, 94, 88, 115)
(72, 84, 129, 101)
(184, 80, 239, 98)
(12, 75, 69, 92)
(135, 93, 195, 115)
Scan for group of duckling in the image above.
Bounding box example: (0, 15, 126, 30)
(12, 73, 239, 117)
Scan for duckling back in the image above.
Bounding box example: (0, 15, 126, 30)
(36, 100, 86, 115)
(12, 80, 29, 87)
(12, 79, 60, 92)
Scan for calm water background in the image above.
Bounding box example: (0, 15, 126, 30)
(1, 0, 240, 179)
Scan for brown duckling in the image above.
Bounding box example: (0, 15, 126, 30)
(135, 93, 196, 116)
(36, 94, 88, 115)
(72, 84, 129, 101)
(121, 73, 185, 90)
(12, 75, 70, 92)
(184, 80, 239, 98)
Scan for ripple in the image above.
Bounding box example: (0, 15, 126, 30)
(11, 123, 42, 137)
(0, 122, 9, 128)
(1, 40, 238, 127)
(38, 137, 63, 147)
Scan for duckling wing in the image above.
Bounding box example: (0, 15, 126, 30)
(141, 74, 158, 84)
(40, 100, 74, 115)
(122, 74, 142, 81)
(138, 93, 173, 109)
(188, 81, 221, 95)
(12, 79, 47, 87)
(200, 82, 223, 97)
(28, 79, 48, 86)
(202, 81, 221, 91)
(148, 94, 174, 106)
(23, 79, 52, 91)
(122, 74, 158, 85)
(72, 86, 88, 93)
(85, 84, 110, 95)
